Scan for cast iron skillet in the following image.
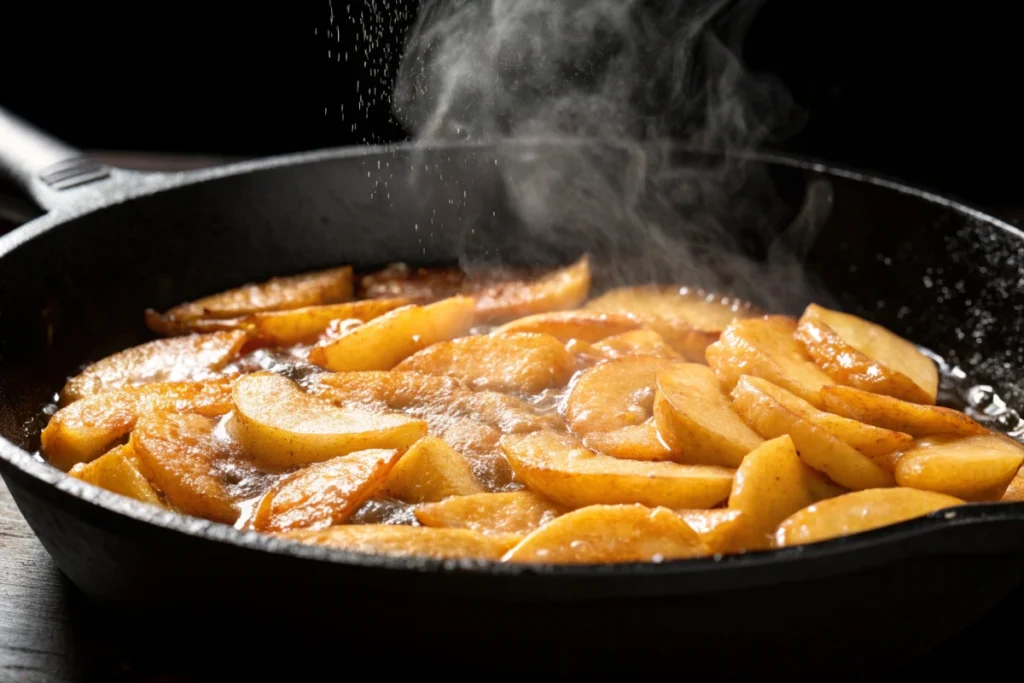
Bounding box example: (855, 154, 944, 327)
(1, 106, 1023, 675)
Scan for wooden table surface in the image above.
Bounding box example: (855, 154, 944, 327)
(1, 157, 1022, 680)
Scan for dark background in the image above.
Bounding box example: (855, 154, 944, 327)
(2, 1, 1022, 208)
(2, 1, 1020, 207)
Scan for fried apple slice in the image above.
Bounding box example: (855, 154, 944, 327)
(591, 328, 683, 361)
(250, 449, 402, 532)
(435, 419, 519, 492)
(493, 311, 642, 343)
(384, 436, 483, 503)
(358, 262, 471, 303)
(503, 504, 708, 563)
(673, 509, 747, 554)
(307, 296, 475, 372)
(228, 372, 427, 470)
(279, 525, 520, 560)
(61, 330, 247, 404)
(894, 434, 1024, 501)
(582, 420, 676, 461)
(131, 412, 269, 524)
(795, 304, 938, 404)
(653, 363, 763, 467)
(1001, 475, 1024, 502)
(726, 435, 822, 549)
(472, 256, 591, 324)
(68, 443, 166, 508)
(395, 332, 575, 394)
(500, 430, 734, 509)
(819, 385, 986, 438)
(774, 488, 965, 548)
(414, 491, 564, 535)
(584, 285, 759, 360)
(706, 316, 831, 407)
(731, 375, 894, 490)
(242, 298, 409, 346)
(146, 266, 353, 335)
(732, 376, 912, 470)
(566, 356, 678, 435)
(42, 379, 233, 471)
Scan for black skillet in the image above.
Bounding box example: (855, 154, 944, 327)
(1, 106, 1023, 676)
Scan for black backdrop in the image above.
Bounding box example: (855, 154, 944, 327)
(2, 1, 1022, 206)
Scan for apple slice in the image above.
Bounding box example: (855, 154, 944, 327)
(672, 509, 746, 554)
(131, 412, 268, 524)
(242, 298, 409, 345)
(566, 356, 678, 435)
(42, 379, 233, 471)
(228, 372, 427, 470)
(146, 266, 353, 334)
(61, 330, 247, 404)
(502, 504, 708, 563)
(471, 256, 591, 324)
(492, 311, 642, 343)
(278, 525, 521, 560)
(395, 332, 576, 394)
(819, 385, 986, 438)
(705, 316, 831, 407)
(653, 363, 763, 467)
(384, 436, 483, 503)
(795, 303, 938, 404)
(774, 488, 965, 548)
(250, 448, 402, 532)
(731, 375, 894, 490)
(1001, 475, 1024, 502)
(307, 296, 475, 372)
(68, 443, 167, 508)
(582, 420, 676, 462)
(591, 328, 683, 361)
(584, 285, 759, 360)
(726, 435, 822, 550)
(414, 491, 565, 535)
(500, 430, 734, 509)
(894, 433, 1024, 501)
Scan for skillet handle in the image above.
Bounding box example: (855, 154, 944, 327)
(0, 106, 111, 212)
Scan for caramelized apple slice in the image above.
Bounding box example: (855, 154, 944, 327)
(384, 436, 483, 503)
(250, 449, 402, 532)
(493, 311, 642, 343)
(472, 256, 591, 324)
(706, 316, 831, 407)
(228, 372, 427, 470)
(146, 266, 353, 335)
(732, 376, 912, 470)
(131, 412, 269, 524)
(894, 433, 1024, 501)
(774, 488, 964, 548)
(731, 375, 894, 490)
(61, 330, 247, 404)
(503, 504, 708, 563)
(591, 328, 683, 361)
(673, 509, 747, 554)
(819, 385, 986, 438)
(308, 296, 475, 372)
(395, 332, 575, 394)
(795, 304, 939, 404)
(584, 285, 759, 360)
(566, 356, 678, 435)
(653, 364, 763, 467)
(434, 418, 519, 492)
(358, 263, 472, 303)
(1001, 475, 1024, 502)
(243, 298, 409, 346)
(42, 380, 233, 471)
(582, 421, 676, 461)
(278, 525, 520, 560)
(414, 491, 564, 535)
(727, 435, 821, 549)
(68, 444, 166, 508)
(500, 430, 734, 509)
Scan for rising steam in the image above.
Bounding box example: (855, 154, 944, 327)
(391, 0, 831, 312)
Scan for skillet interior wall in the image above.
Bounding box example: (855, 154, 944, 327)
(0, 148, 1022, 455)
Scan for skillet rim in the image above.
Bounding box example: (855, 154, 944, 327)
(1, 139, 1023, 581)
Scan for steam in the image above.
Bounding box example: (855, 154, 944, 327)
(391, 0, 831, 312)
